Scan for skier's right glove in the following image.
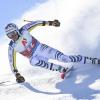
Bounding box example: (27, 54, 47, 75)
(15, 73, 25, 83)
(49, 20, 60, 27)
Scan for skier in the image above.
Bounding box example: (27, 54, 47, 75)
(5, 19, 100, 83)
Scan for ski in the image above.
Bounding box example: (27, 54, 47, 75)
(0, 81, 10, 84)
(0, 81, 17, 86)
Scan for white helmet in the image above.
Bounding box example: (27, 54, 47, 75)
(5, 23, 19, 35)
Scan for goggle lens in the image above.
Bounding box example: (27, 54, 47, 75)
(7, 31, 18, 38)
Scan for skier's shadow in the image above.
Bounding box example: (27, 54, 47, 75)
(21, 81, 60, 95)
(56, 65, 100, 100)
(20, 65, 100, 98)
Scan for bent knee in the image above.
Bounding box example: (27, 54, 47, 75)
(29, 57, 39, 66)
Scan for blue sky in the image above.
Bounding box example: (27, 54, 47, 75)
(0, 0, 47, 37)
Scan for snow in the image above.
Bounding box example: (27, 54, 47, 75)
(0, 0, 100, 100)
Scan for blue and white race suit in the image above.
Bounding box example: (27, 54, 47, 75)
(8, 20, 97, 74)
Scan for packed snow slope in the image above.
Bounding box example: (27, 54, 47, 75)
(0, 0, 100, 100)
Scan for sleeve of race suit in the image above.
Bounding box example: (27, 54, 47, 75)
(22, 20, 51, 32)
(8, 44, 17, 74)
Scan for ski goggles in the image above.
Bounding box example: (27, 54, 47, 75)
(7, 30, 18, 38)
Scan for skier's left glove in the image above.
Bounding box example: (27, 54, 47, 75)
(15, 73, 25, 83)
(49, 20, 60, 27)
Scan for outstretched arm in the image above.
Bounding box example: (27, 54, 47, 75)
(8, 44, 17, 74)
(8, 44, 25, 83)
(22, 19, 60, 32)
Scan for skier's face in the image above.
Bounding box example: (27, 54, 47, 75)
(7, 30, 19, 41)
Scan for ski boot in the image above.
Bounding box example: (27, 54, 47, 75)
(60, 66, 73, 79)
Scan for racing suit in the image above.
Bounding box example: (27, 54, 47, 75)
(8, 20, 96, 75)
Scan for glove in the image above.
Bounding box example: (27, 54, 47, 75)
(15, 73, 25, 83)
(49, 20, 60, 27)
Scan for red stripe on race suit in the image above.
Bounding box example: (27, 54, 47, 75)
(20, 38, 37, 58)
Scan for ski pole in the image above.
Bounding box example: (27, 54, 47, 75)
(23, 19, 33, 22)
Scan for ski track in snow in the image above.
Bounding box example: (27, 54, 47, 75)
(0, 0, 100, 100)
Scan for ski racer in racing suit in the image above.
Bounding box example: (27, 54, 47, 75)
(5, 20, 100, 83)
